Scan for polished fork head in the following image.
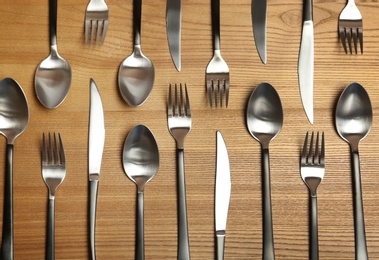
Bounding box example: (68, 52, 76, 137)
(338, 2, 363, 54)
(85, 0, 109, 45)
(168, 83, 191, 118)
(42, 133, 66, 195)
(301, 132, 325, 168)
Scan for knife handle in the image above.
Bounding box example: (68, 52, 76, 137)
(262, 148, 275, 260)
(303, 0, 313, 22)
(133, 0, 142, 46)
(216, 231, 225, 260)
(211, 0, 220, 50)
(89, 180, 99, 260)
(177, 149, 191, 260)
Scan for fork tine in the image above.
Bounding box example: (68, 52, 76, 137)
(346, 27, 352, 54)
(309, 132, 314, 164)
(339, 26, 348, 54)
(96, 20, 103, 45)
(91, 20, 96, 45)
(168, 84, 173, 117)
(174, 84, 179, 116)
(53, 133, 59, 164)
(352, 28, 358, 54)
(48, 133, 53, 164)
(225, 80, 229, 108)
(207, 80, 212, 107)
(58, 133, 65, 165)
(320, 132, 325, 166)
(219, 81, 223, 108)
(180, 84, 185, 116)
(213, 80, 218, 108)
(185, 84, 191, 117)
(301, 132, 309, 165)
(358, 27, 363, 54)
(85, 20, 90, 44)
(314, 132, 319, 164)
(102, 20, 109, 45)
(42, 133, 46, 164)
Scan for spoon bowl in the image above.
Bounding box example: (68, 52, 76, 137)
(118, 46, 155, 107)
(35, 48, 72, 108)
(0, 78, 29, 259)
(123, 124, 159, 260)
(335, 82, 372, 259)
(246, 82, 283, 260)
(336, 82, 372, 148)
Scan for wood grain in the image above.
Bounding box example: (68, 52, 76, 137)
(0, 0, 379, 259)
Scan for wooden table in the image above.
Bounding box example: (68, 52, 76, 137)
(1, 0, 379, 259)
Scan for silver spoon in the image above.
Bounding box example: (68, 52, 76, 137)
(118, 0, 155, 107)
(336, 82, 371, 260)
(122, 124, 159, 260)
(35, 0, 72, 109)
(0, 78, 29, 260)
(246, 82, 283, 260)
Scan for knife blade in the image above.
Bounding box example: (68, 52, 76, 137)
(298, 0, 314, 124)
(252, 0, 267, 64)
(88, 78, 105, 260)
(215, 131, 231, 260)
(166, 0, 181, 71)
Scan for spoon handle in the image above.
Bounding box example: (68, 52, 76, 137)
(133, 0, 142, 46)
(352, 151, 369, 260)
(136, 190, 145, 260)
(0, 144, 14, 260)
(177, 149, 191, 260)
(262, 148, 275, 260)
(49, 0, 57, 46)
(211, 0, 220, 51)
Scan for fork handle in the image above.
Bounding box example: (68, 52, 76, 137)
(89, 180, 99, 260)
(133, 0, 142, 46)
(352, 151, 369, 260)
(47, 197, 55, 260)
(211, 0, 221, 50)
(0, 144, 14, 260)
(262, 148, 275, 260)
(177, 149, 191, 260)
(303, 0, 313, 22)
(49, 0, 57, 46)
(310, 195, 318, 260)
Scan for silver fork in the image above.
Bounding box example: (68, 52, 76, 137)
(85, 0, 109, 45)
(206, 0, 230, 108)
(42, 133, 66, 260)
(338, 0, 363, 54)
(167, 83, 191, 260)
(301, 132, 325, 260)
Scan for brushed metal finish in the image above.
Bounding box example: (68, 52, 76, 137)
(336, 82, 371, 260)
(118, 0, 155, 107)
(0, 78, 29, 260)
(215, 131, 231, 260)
(89, 79, 105, 181)
(166, 0, 181, 71)
(298, 21, 314, 124)
(35, 0, 72, 109)
(252, 0, 267, 64)
(247, 82, 283, 260)
(88, 78, 105, 260)
(123, 125, 160, 260)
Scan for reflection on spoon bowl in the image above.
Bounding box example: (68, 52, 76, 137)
(35, 49, 72, 109)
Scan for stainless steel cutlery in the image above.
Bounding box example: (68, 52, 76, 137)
(215, 131, 231, 260)
(88, 79, 105, 260)
(301, 132, 325, 260)
(338, 0, 363, 54)
(166, 0, 182, 71)
(167, 83, 192, 260)
(298, 0, 314, 124)
(41, 133, 66, 260)
(252, 0, 267, 64)
(206, 0, 230, 108)
(85, 0, 109, 45)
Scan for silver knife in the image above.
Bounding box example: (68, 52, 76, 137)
(252, 0, 267, 64)
(89, 78, 105, 260)
(166, 0, 181, 71)
(215, 131, 231, 260)
(298, 0, 314, 124)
